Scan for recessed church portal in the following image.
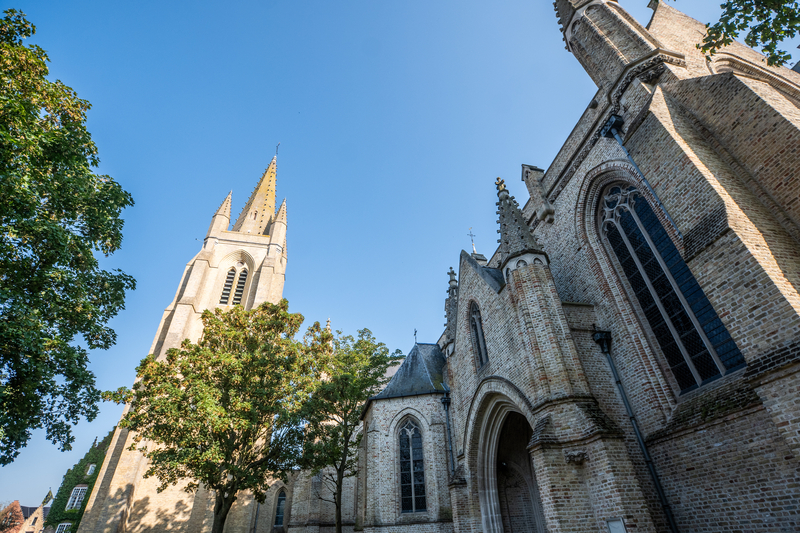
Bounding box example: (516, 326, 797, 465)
(496, 412, 547, 533)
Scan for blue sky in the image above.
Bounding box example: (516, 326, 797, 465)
(2, 0, 795, 506)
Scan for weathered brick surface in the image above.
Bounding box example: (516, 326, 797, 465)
(85, 2, 800, 532)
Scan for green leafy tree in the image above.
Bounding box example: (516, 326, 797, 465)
(673, 0, 800, 66)
(300, 326, 403, 533)
(0, 9, 135, 464)
(106, 300, 318, 533)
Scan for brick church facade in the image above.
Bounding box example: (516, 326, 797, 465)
(79, 1, 800, 532)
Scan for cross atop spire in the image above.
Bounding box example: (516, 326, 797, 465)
(232, 156, 277, 234)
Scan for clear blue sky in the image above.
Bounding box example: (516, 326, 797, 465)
(2, 0, 795, 506)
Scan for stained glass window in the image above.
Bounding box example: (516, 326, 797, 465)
(470, 302, 489, 368)
(399, 420, 426, 513)
(274, 490, 286, 526)
(601, 186, 745, 392)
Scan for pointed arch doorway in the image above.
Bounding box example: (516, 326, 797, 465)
(477, 398, 547, 533)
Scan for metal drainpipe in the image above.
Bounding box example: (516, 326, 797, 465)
(441, 389, 456, 476)
(251, 499, 260, 533)
(600, 114, 682, 240)
(592, 330, 680, 533)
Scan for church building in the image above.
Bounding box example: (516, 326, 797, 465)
(79, 1, 800, 532)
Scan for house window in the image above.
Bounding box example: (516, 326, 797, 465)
(600, 185, 745, 392)
(86, 463, 96, 476)
(232, 269, 248, 305)
(55, 523, 72, 533)
(219, 268, 236, 304)
(469, 302, 489, 368)
(274, 490, 286, 526)
(31, 517, 37, 525)
(399, 419, 426, 513)
(66, 486, 88, 510)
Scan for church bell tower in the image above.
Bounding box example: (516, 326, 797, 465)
(77, 158, 289, 533)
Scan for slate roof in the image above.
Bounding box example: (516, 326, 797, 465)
(19, 505, 49, 519)
(373, 343, 447, 401)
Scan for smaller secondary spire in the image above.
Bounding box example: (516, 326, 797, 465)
(495, 177, 543, 266)
(216, 191, 232, 217)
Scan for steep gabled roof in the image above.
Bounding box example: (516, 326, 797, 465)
(373, 343, 446, 401)
(460, 250, 505, 293)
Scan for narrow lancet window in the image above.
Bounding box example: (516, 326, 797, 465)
(232, 269, 248, 305)
(601, 185, 745, 392)
(470, 302, 489, 368)
(219, 268, 236, 305)
(274, 490, 286, 526)
(399, 419, 426, 513)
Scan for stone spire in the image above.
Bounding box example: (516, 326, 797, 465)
(553, 0, 665, 89)
(495, 177, 544, 269)
(206, 190, 232, 237)
(232, 156, 277, 234)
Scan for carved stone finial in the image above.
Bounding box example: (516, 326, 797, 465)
(495, 177, 506, 192)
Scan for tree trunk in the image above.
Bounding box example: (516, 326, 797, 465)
(335, 468, 344, 533)
(212, 491, 236, 533)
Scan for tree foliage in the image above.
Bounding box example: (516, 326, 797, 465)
(683, 0, 800, 66)
(300, 326, 403, 533)
(107, 300, 318, 533)
(44, 430, 114, 532)
(0, 9, 135, 464)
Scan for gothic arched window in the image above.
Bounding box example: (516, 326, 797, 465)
(399, 419, 426, 513)
(601, 185, 745, 392)
(274, 490, 286, 527)
(470, 302, 489, 368)
(219, 268, 236, 304)
(232, 269, 248, 305)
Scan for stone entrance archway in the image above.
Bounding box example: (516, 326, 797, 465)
(476, 396, 547, 533)
(497, 412, 546, 533)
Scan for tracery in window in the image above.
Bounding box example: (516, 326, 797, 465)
(232, 269, 248, 305)
(66, 486, 87, 510)
(469, 302, 489, 368)
(219, 268, 236, 304)
(399, 419, 426, 513)
(601, 185, 745, 392)
(274, 490, 286, 526)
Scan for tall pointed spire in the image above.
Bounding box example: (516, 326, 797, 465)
(495, 177, 544, 268)
(232, 156, 277, 234)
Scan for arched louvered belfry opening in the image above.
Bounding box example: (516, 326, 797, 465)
(600, 184, 745, 392)
(398, 418, 426, 514)
(470, 301, 489, 368)
(219, 268, 236, 305)
(232, 269, 248, 305)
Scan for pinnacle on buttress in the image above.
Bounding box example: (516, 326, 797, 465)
(207, 190, 233, 237)
(217, 191, 232, 218)
(232, 156, 277, 234)
(495, 177, 543, 267)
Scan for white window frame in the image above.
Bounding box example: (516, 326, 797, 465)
(66, 486, 88, 510)
(86, 463, 96, 476)
(56, 523, 72, 533)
